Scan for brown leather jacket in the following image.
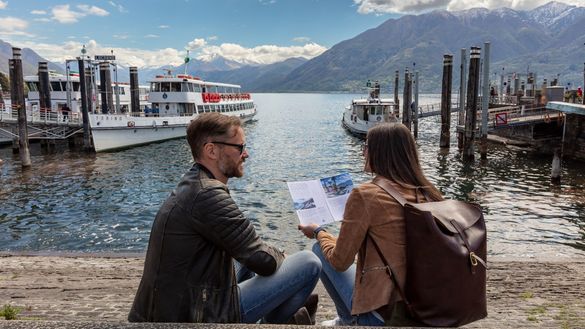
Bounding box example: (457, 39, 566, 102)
(316, 176, 426, 316)
(128, 164, 284, 323)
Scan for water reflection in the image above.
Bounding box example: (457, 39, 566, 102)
(0, 93, 583, 258)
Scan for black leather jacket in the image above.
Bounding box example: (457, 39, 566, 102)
(128, 163, 284, 323)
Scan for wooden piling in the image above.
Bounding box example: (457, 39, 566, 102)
(9, 48, 31, 167)
(394, 70, 400, 117)
(85, 68, 93, 114)
(78, 58, 92, 151)
(480, 42, 490, 159)
(551, 148, 561, 184)
(582, 62, 584, 105)
(402, 69, 412, 130)
(99, 62, 114, 114)
(440, 55, 453, 148)
(130, 67, 140, 114)
(458, 48, 467, 151)
(38, 62, 52, 113)
(413, 71, 419, 139)
(463, 46, 481, 161)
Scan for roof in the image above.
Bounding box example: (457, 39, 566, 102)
(546, 101, 585, 116)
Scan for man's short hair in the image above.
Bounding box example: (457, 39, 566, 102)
(187, 113, 242, 160)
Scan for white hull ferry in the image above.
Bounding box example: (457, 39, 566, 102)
(89, 74, 256, 152)
(341, 83, 397, 136)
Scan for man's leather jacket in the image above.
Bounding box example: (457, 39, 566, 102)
(128, 163, 284, 323)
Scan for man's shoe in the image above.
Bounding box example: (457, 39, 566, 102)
(304, 293, 319, 325)
(291, 306, 312, 325)
(321, 317, 343, 326)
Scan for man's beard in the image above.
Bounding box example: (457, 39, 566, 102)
(219, 155, 244, 178)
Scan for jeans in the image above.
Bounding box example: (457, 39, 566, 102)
(238, 250, 321, 324)
(312, 243, 385, 326)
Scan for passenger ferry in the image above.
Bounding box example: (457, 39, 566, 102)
(341, 82, 397, 136)
(88, 73, 256, 152)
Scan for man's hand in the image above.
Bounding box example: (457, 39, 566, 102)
(298, 223, 319, 239)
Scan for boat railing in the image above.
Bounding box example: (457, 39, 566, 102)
(0, 105, 82, 126)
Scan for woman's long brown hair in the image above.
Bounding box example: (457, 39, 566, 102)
(366, 123, 443, 201)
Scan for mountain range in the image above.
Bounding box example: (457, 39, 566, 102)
(1, 1, 584, 93)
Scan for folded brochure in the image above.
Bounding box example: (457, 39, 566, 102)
(287, 173, 354, 226)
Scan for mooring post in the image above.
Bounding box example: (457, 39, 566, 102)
(458, 48, 467, 150)
(78, 58, 92, 151)
(130, 67, 140, 115)
(480, 42, 490, 159)
(99, 62, 114, 114)
(440, 54, 453, 148)
(582, 62, 584, 105)
(394, 70, 400, 117)
(463, 47, 481, 161)
(551, 148, 561, 184)
(402, 69, 412, 130)
(413, 71, 419, 138)
(9, 48, 31, 167)
(85, 67, 93, 114)
(38, 62, 52, 117)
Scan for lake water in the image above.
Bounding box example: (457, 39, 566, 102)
(1, 93, 584, 259)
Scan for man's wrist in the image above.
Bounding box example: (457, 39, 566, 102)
(313, 226, 326, 239)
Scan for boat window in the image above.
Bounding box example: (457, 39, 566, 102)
(114, 86, 126, 95)
(26, 82, 38, 91)
(182, 82, 190, 92)
(193, 84, 201, 92)
(50, 81, 62, 91)
(204, 105, 210, 113)
(72, 82, 80, 92)
(197, 105, 203, 113)
(150, 82, 160, 92)
(171, 83, 181, 92)
(208, 85, 216, 93)
(160, 83, 170, 92)
(187, 83, 194, 92)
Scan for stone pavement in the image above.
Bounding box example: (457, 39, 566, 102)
(0, 254, 584, 328)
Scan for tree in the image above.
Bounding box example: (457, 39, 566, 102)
(0, 71, 9, 93)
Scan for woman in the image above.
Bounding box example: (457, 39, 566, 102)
(299, 123, 443, 326)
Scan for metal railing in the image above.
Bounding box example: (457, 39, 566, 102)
(0, 106, 82, 126)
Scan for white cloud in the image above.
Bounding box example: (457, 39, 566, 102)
(293, 36, 311, 43)
(34, 18, 52, 22)
(113, 34, 129, 40)
(51, 4, 109, 24)
(31, 10, 47, 15)
(353, 0, 585, 14)
(186, 38, 207, 50)
(144, 34, 159, 38)
(208, 36, 218, 41)
(195, 42, 327, 65)
(158, 25, 170, 29)
(0, 1, 6, 10)
(0, 17, 28, 31)
(77, 4, 109, 16)
(109, 1, 127, 13)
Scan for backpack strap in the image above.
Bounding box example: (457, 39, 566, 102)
(372, 177, 407, 206)
(367, 233, 414, 317)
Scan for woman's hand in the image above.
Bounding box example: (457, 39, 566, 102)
(298, 223, 319, 239)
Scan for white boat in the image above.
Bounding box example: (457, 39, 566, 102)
(24, 73, 150, 116)
(341, 82, 397, 136)
(88, 74, 256, 152)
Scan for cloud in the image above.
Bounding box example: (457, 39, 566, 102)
(51, 4, 109, 24)
(259, 0, 277, 4)
(0, 1, 6, 10)
(0, 17, 28, 31)
(113, 34, 129, 40)
(31, 10, 47, 15)
(144, 34, 159, 38)
(195, 42, 327, 65)
(186, 38, 207, 50)
(293, 37, 311, 43)
(207, 36, 218, 41)
(34, 18, 52, 23)
(109, 1, 127, 13)
(158, 25, 170, 29)
(352, 0, 585, 14)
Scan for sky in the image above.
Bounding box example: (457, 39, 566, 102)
(0, 0, 584, 69)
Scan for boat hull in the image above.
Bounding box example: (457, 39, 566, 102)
(89, 109, 255, 152)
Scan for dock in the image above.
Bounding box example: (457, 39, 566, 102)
(0, 254, 584, 328)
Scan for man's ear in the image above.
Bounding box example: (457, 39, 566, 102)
(203, 142, 218, 160)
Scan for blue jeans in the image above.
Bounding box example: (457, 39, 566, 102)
(238, 250, 321, 324)
(312, 243, 385, 326)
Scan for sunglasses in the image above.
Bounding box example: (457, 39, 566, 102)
(211, 141, 247, 155)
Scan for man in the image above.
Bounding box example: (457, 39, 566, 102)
(129, 113, 321, 324)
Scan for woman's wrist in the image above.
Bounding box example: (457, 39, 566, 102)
(313, 226, 326, 239)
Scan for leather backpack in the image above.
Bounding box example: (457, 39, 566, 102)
(372, 178, 487, 327)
